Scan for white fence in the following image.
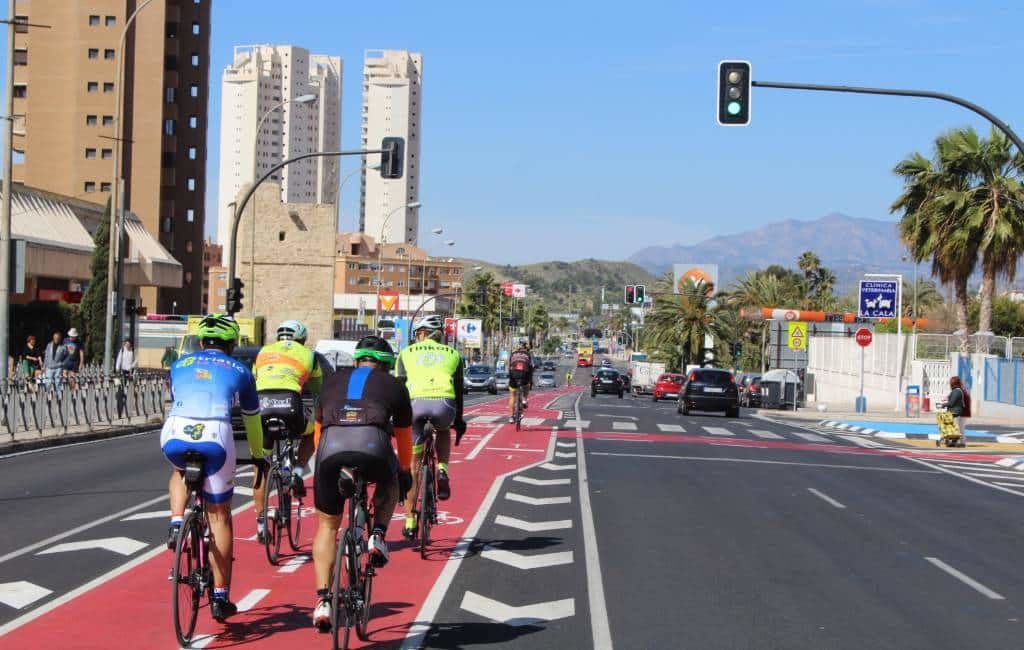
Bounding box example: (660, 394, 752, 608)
(807, 333, 918, 409)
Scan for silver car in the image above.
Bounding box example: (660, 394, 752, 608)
(494, 372, 510, 391)
(537, 372, 556, 388)
(464, 365, 497, 394)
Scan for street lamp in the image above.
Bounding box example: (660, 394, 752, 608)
(375, 202, 422, 329)
(422, 237, 455, 307)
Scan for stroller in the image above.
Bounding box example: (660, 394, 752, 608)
(935, 410, 963, 447)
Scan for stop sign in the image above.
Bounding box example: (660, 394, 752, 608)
(855, 328, 873, 347)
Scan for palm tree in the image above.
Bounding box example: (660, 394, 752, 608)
(643, 276, 727, 370)
(901, 278, 943, 317)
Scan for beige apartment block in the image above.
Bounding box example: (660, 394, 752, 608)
(12, 0, 211, 314)
(235, 183, 336, 345)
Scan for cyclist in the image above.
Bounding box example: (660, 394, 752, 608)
(252, 319, 323, 543)
(311, 336, 413, 631)
(507, 339, 534, 423)
(395, 315, 467, 540)
(565, 368, 573, 386)
(161, 314, 263, 622)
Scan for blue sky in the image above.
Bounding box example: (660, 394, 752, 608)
(5, 0, 1024, 264)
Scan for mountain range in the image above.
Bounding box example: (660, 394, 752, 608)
(627, 212, 921, 295)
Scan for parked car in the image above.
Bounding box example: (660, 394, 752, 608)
(600, 358, 612, 367)
(738, 373, 762, 408)
(677, 368, 740, 417)
(464, 364, 498, 394)
(591, 368, 624, 398)
(652, 373, 684, 401)
(537, 371, 556, 388)
(495, 372, 510, 391)
(542, 360, 557, 372)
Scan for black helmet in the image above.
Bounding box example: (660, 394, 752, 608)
(353, 335, 395, 365)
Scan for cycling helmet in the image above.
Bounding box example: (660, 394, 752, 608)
(353, 335, 396, 365)
(196, 314, 240, 344)
(412, 315, 444, 332)
(276, 319, 308, 343)
(517, 338, 529, 349)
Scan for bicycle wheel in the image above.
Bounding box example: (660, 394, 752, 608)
(171, 511, 201, 646)
(277, 486, 292, 554)
(331, 528, 356, 650)
(515, 396, 522, 432)
(263, 470, 283, 565)
(356, 562, 374, 641)
(287, 475, 303, 552)
(418, 459, 434, 558)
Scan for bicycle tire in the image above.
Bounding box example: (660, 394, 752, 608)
(287, 483, 303, 551)
(355, 504, 374, 640)
(330, 527, 349, 650)
(277, 486, 291, 555)
(419, 458, 434, 558)
(515, 395, 522, 432)
(263, 470, 282, 565)
(171, 511, 201, 646)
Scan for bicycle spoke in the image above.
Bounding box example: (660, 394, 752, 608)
(172, 512, 201, 646)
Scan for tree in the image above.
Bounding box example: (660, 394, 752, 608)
(80, 199, 113, 363)
(642, 275, 729, 371)
(901, 278, 943, 317)
(524, 301, 550, 347)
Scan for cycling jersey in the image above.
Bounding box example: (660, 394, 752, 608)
(169, 349, 259, 420)
(395, 339, 463, 400)
(316, 366, 413, 433)
(253, 339, 323, 396)
(508, 349, 533, 375)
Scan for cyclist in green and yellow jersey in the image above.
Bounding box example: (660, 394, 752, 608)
(252, 319, 323, 543)
(395, 315, 467, 539)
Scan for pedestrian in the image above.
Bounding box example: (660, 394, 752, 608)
(63, 327, 85, 389)
(43, 331, 68, 389)
(20, 334, 42, 381)
(116, 340, 138, 379)
(945, 376, 970, 448)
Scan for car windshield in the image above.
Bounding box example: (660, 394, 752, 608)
(540, 372, 554, 379)
(693, 370, 733, 385)
(597, 370, 618, 379)
(496, 373, 509, 379)
(659, 374, 683, 384)
(468, 365, 492, 375)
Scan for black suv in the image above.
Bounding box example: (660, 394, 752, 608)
(591, 368, 624, 398)
(677, 368, 740, 417)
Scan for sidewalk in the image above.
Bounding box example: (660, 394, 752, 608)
(0, 416, 163, 455)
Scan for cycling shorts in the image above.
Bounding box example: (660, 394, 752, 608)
(161, 416, 236, 504)
(259, 389, 310, 442)
(411, 398, 456, 449)
(314, 425, 398, 516)
(509, 371, 531, 390)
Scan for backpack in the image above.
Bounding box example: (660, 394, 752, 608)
(510, 352, 529, 372)
(961, 388, 971, 418)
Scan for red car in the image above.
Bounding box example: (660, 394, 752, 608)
(652, 373, 684, 401)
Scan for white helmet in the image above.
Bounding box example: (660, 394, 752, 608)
(413, 315, 444, 332)
(276, 319, 308, 344)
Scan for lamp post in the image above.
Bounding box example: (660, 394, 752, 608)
(103, 0, 157, 374)
(375, 202, 421, 330)
(244, 93, 317, 315)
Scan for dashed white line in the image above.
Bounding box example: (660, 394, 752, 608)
(505, 492, 571, 506)
(792, 432, 830, 443)
(611, 421, 637, 431)
(702, 426, 734, 436)
(656, 424, 685, 433)
(924, 557, 1005, 600)
(466, 427, 499, 461)
(807, 488, 846, 509)
(749, 429, 784, 440)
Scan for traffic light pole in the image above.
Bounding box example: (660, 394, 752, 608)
(751, 80, 1024, 154)
(226, 147, 390, 316)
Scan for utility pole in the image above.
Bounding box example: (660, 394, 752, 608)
(0, 3, 16, 375)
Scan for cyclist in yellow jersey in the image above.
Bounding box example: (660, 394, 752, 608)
(395, 315, 467, 539)
(252, 319, 323, 543)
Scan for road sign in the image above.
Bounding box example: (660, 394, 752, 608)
(457, 319, 482, 347)
(786, 322, 807, 350)
(855, 328, 873, 347)
(858, 280, 898, 318)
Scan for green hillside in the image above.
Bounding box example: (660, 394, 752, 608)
(461, 258, 656, 316)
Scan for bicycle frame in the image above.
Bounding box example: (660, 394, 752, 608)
(416, 427, 438, 557)
(330, 469, 375, 649)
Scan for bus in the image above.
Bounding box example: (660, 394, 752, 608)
(577, 341, 594, 367)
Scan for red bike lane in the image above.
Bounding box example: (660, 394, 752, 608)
(2, 389, 577, 649)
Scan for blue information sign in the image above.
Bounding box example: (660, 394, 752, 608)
(858, 280, 898, 318)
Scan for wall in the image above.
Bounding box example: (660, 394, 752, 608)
(235, 183, 336, 345)
(806, 332, 911, 410)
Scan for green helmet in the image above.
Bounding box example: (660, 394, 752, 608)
(352, 335, 395, 365)
(196, 314, 240, 343)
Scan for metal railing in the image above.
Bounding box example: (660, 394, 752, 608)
(914, 333, 1011, 360)
(1, 366, 168, 439)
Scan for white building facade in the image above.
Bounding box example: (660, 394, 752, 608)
(217, 44, 342, 269)
(360, 49, 422, 246)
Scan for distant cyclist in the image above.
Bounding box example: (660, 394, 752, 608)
(566, 368, 573, 386)
(395, 315, 467, 539)
(507, 339, 534, 423)
(311, 336, 413, 631)
(161, 314, 264, 622)
(252, 319, 323, 543)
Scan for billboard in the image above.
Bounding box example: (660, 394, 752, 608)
(673, 263, 719, 295)
(457, 319, 483, 347)
(377, 290, 400, 313)
(858, 280, 898, 319)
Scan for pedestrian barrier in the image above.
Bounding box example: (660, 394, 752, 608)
(1, 367, 168, 439)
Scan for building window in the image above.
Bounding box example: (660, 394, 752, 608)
(101, 149, 112, 159)
(187, 177, 196, 191)
(161, 152, 175, 167)
(85, 115, 97, 126)
(190, 84, 199, 98)
(103, 82, 114, 92)
(85, 148, 97, 159)
(13, 84, 27, 98)
(84, 182, 96, 193)
(186, 209, 195, 222)
(164, 119, 176, 135)
(104, 49, 115, 60)
(165, 21, 178, 38)
(88, 48, 99, 59)
(188, 115, 198, 129)
(102, 115, 113, 126)
(165, 87, 176, 103)
(165, 55, 177, 71)
(89, 15, 100, 26)
(191, 21, 200, 35)
(100, 182, 111, 192)
(14, 16, 28, 33)
(190, 53, 200, 67)
(161, 217, 172, 233)
(187, 146, 197, 160)
(105, 16, 116, 27)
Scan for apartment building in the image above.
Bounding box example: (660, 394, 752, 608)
(216, 44, 342, 270)
(200, 238, 222, 314)
(360, 49, 422, 246)
(11, 0, 212, 314)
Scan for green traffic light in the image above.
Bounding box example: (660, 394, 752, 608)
(727, 101, 742, 116)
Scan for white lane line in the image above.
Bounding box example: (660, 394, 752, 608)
(505, 492, 571, 506)
(924, 557, 1005, 600)
(906, 458, 1024, 498)
(702, 426, 734, 436)
(556, 441, 577, 448)
(935, 459, 1010, 469)
(596, 438, 653, 443)
(749, 429, 784, 440)
(0, 427, 159, 459)
(188, 589, 273, 647)
(611, 421, 637, 431)
(466, 428, 498, 461)
(563, 419, 590, 428)
(469, 415, 501, 423)
(0, 581, 53, 609)
(807, 488, 846, 509)
(234, 486, 254, 496)
(540, 462, 577, 471)
(487, 447, 546, 453)
(278, 555, 310, 574)
(656, 424, 685, 433)
(120, 509, 172, 521)
(460, 591, 575, 626)
(576, 391, 612, 650)
(555, 451, 577, 458)
(793, 432, 830, 443)
(480, 545, 574, 570)
(401, 431, 559, 650)
(836, 435, 884, 448)
(591, 452, 942, 473)
(494, 515, 572, 532)
(512, 476, 571, 487)
(993, 481, 1024, 488)
(942, 469, 1024, 480)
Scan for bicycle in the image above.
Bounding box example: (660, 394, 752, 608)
(512, 388, 525, 432)
(259, 416, 305, 565)
(328, 467, 376, 650)
(170, 451, 215, 646)
(410, 423, 439, 558)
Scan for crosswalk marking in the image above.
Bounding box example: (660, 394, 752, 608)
(564, 419, 590, 428)
(749, 429, 783, 440)
(469, 415, 501, 424)
(612, 421, 637, 431)
(702, 426, 733, 436)
(522, 418, 546, 426)
(792, 432, 830, 443)
(656, 424, 685, 433)
(837, 435, 885, 448)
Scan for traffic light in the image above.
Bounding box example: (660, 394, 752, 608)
(380, 137, 405, 179)
(731, 341, 743, 359)
(634, 285, 646, 304)
(226, 277, 245, 314)
(125, 298, 136, 316)
(717, 60, 751, 126)
(624, 285, 635, 304)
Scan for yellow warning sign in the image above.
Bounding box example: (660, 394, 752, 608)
(787, 322, 807, 350)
